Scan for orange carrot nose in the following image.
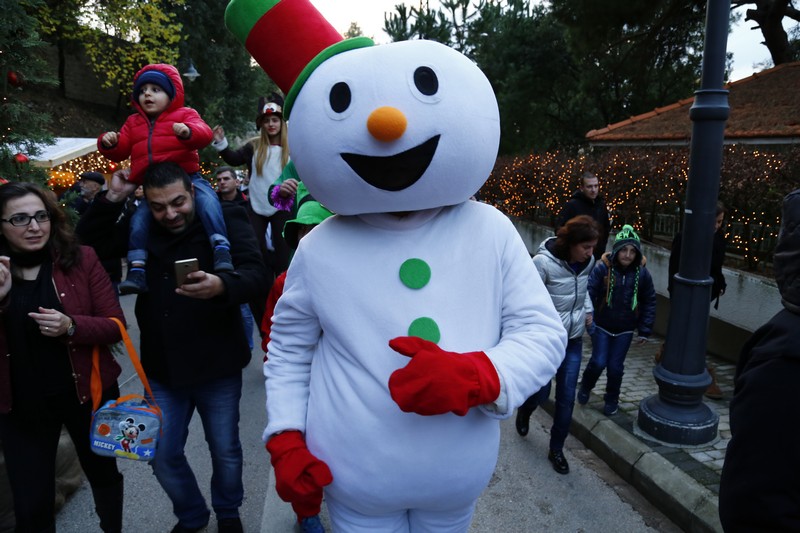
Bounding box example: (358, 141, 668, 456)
(367, 106, 407, 142)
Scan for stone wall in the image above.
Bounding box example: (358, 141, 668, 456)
(41, 43, 121, 109)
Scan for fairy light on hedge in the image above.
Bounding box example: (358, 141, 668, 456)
(480, 144, 796, 270)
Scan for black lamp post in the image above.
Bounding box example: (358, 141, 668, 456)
(637, 0, 731, 445)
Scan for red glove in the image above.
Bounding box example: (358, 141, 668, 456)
(388, 336, 501, 416)
(266, 431, 333, 519)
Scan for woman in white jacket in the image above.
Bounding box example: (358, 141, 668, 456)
(212, 95, 294, 278)
(516, 215, 599, 475)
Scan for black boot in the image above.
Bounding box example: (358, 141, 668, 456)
(515, 408, 532, 437)
(92, 477, 123, 533)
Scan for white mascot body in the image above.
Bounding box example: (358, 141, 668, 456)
(225, 1, 567, 530)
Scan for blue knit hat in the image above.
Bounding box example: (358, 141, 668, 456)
(133, 70, 175, 101)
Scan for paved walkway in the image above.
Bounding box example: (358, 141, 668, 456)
(555, 332, 735, 533)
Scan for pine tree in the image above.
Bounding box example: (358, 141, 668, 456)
(0, 0, 55, 185)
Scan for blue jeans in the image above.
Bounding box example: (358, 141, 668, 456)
(129, 176, 229, 264)
(149, 374, 244, 528)
(581, 326, 633, 406)
(521, 337, 583, 452)
(240, 304, 254, 351)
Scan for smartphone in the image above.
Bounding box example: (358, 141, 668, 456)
(174, 258, 199, 286)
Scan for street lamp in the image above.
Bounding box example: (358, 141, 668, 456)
(182, 59, 200, 82)
(637, 0, 731, 445)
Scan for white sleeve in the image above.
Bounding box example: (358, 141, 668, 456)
(584, 288, 594, 316)
(211, 136, 229, 151)
(481, 227, 567, 419)
(262, 252, 320, 441)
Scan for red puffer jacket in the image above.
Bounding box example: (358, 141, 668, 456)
(97, 63, 213, 185)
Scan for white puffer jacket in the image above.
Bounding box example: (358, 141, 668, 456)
(532, 237, 594, 340)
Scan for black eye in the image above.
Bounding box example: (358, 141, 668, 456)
(414, 67, 438, 96)
(329, 82, 351, 113)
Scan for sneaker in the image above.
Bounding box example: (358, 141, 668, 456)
(577, 387, 590, 405)
(118, 268, 148, 294)
(603, 403, 619, 416)
(214, 246, 234, 272)
(548, 449, 569, 474)
(217, 517, 243, 533)
(300, 515, 325, 533)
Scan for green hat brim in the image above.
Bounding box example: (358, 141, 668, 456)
(285, 37, 374, 118)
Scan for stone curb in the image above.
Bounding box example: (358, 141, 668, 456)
(542, 401, 723, 533)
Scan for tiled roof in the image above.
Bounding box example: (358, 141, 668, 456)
(586, 62, 800, 144)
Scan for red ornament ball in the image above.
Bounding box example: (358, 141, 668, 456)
(13, 153, 29, 164)
(7, 71, 21, 87)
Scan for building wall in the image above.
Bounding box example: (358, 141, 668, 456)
(42, 44, 121, 109)
(513, 219, 781, 363)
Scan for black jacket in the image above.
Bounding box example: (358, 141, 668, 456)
(80, 192, 269, 387)
(667, 230, 727, 303)
(718, 309, 800, 532)
(719, 188, 800, 532)
(555, 191, 611, 260)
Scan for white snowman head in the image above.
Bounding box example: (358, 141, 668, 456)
(226, 0, 500, 215)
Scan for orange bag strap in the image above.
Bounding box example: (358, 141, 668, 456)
(91, 317, 159, 412)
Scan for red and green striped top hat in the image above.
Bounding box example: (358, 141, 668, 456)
(225, 0, 373, 117)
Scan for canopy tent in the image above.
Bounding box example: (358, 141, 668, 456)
(32, 137, 98, 168)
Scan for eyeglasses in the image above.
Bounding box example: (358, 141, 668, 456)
(0, 210, 51, 227)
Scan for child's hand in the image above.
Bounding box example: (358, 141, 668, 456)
(173, 122, 191, 139)
(212, 125, 225, 142)
(585, 313, 593, 327)
(101, 132, 119, 148)
(279, 178, 299, 198)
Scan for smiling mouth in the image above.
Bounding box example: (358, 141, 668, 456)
(341, 135, 440, 192)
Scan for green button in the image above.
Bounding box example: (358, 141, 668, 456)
(408, 317, 440, 344)
(399, 258, 431, 289)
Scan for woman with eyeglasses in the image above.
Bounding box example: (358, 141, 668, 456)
(0, 182, 126, 532)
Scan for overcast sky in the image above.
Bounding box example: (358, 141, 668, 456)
(309, 0, 795, 82)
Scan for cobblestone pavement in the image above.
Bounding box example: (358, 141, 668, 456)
(577, 332, 735, 496)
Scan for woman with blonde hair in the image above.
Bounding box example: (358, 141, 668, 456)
(213, 93, 295, 278)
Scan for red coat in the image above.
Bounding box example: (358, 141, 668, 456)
(97, 64, 213, 185)
(0, 246, 125, 413)
(261, 270, 286, 354)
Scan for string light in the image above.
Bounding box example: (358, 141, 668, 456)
(46, 152, 130, 190)
(481, 144, 798, 272)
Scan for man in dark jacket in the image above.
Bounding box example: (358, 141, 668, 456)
(215, 165, 261, 352)
(719, 188, 800, 532)
(555, 172, 611, 260)
(80, 162, 268, 533)
(216, 166, 247, 204)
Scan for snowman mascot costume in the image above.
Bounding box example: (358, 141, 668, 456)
(226, 1, 567, 530)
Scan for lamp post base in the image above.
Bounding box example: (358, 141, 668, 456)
(638, 394, 719, 446)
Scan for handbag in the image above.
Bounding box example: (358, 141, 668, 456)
(89, 317, 162, 461)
